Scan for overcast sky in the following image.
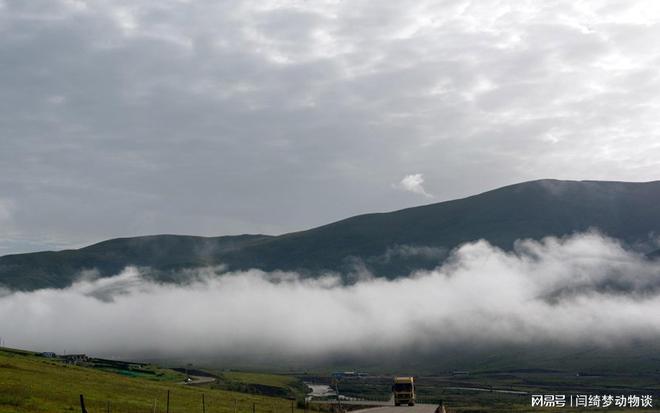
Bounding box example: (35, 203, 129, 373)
(2, 0, 660, 255)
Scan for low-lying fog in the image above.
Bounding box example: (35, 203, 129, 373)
(2, 232, 660, 360)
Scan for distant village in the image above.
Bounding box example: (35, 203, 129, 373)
(38, 352, 89, 365)
(37, 351, 153, 375)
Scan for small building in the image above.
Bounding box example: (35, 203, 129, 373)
(62, 354, 89, 364)
(38, 352, 57, 358)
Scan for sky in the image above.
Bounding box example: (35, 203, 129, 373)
(2, 0, 660, 254)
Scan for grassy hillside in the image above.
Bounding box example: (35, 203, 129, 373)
(221, 372, 298, 389)
(212, 371, 310, 400)
(0, 234, 272, 291)
(0, 348, 308, 413)
(3, 179, 660, 291)
(226, 179, 660, 276)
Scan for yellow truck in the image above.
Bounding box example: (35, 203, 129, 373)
(392, 376, 416, 406)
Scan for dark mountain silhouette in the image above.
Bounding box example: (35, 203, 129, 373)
(2, 179, 660, 291)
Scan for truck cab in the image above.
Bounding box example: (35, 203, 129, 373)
(392, 376, 416, 406)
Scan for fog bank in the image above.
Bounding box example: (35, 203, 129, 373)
(2, 232, 660, 360)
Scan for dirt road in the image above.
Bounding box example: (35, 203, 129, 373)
(180, 375, 216, 385)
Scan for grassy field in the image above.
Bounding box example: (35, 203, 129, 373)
(220, 372, 297, 389)
(0, 348, 309, 413)
(210, 371, 309, 401)
(4, 345, 660, 413)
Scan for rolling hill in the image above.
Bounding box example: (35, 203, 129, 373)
(2, 179, 660, 291)
(0, 347, 309, 413)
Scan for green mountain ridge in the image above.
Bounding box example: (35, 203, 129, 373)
(2, 179, 660, 291)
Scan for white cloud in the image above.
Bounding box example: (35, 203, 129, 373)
(2, 232, 660, 359)
(2, 0, 660, 253)
(0, 198, 14, 227)
(396, 173, 433, 198)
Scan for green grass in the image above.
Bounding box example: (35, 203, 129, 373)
(211, 371, 309, 401)
(0, 349, 309, 413)
(221, 372, 297, 389)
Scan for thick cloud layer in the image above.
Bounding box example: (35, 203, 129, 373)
(2, 233, 660, 360)
(3, 1, 660, 254)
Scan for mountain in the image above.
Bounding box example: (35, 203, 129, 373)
(2, 179, 660, 291)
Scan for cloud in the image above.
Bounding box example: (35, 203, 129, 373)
(380, 244, 447, 263)
(0, 198, 14, 226)
(3, 1, 660, 254)
(396, 173, 433, 198)
(1, 232, 660, 361)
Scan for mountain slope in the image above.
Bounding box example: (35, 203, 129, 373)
(0, 234, 273, 291)
(2, 179, 660, 291)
